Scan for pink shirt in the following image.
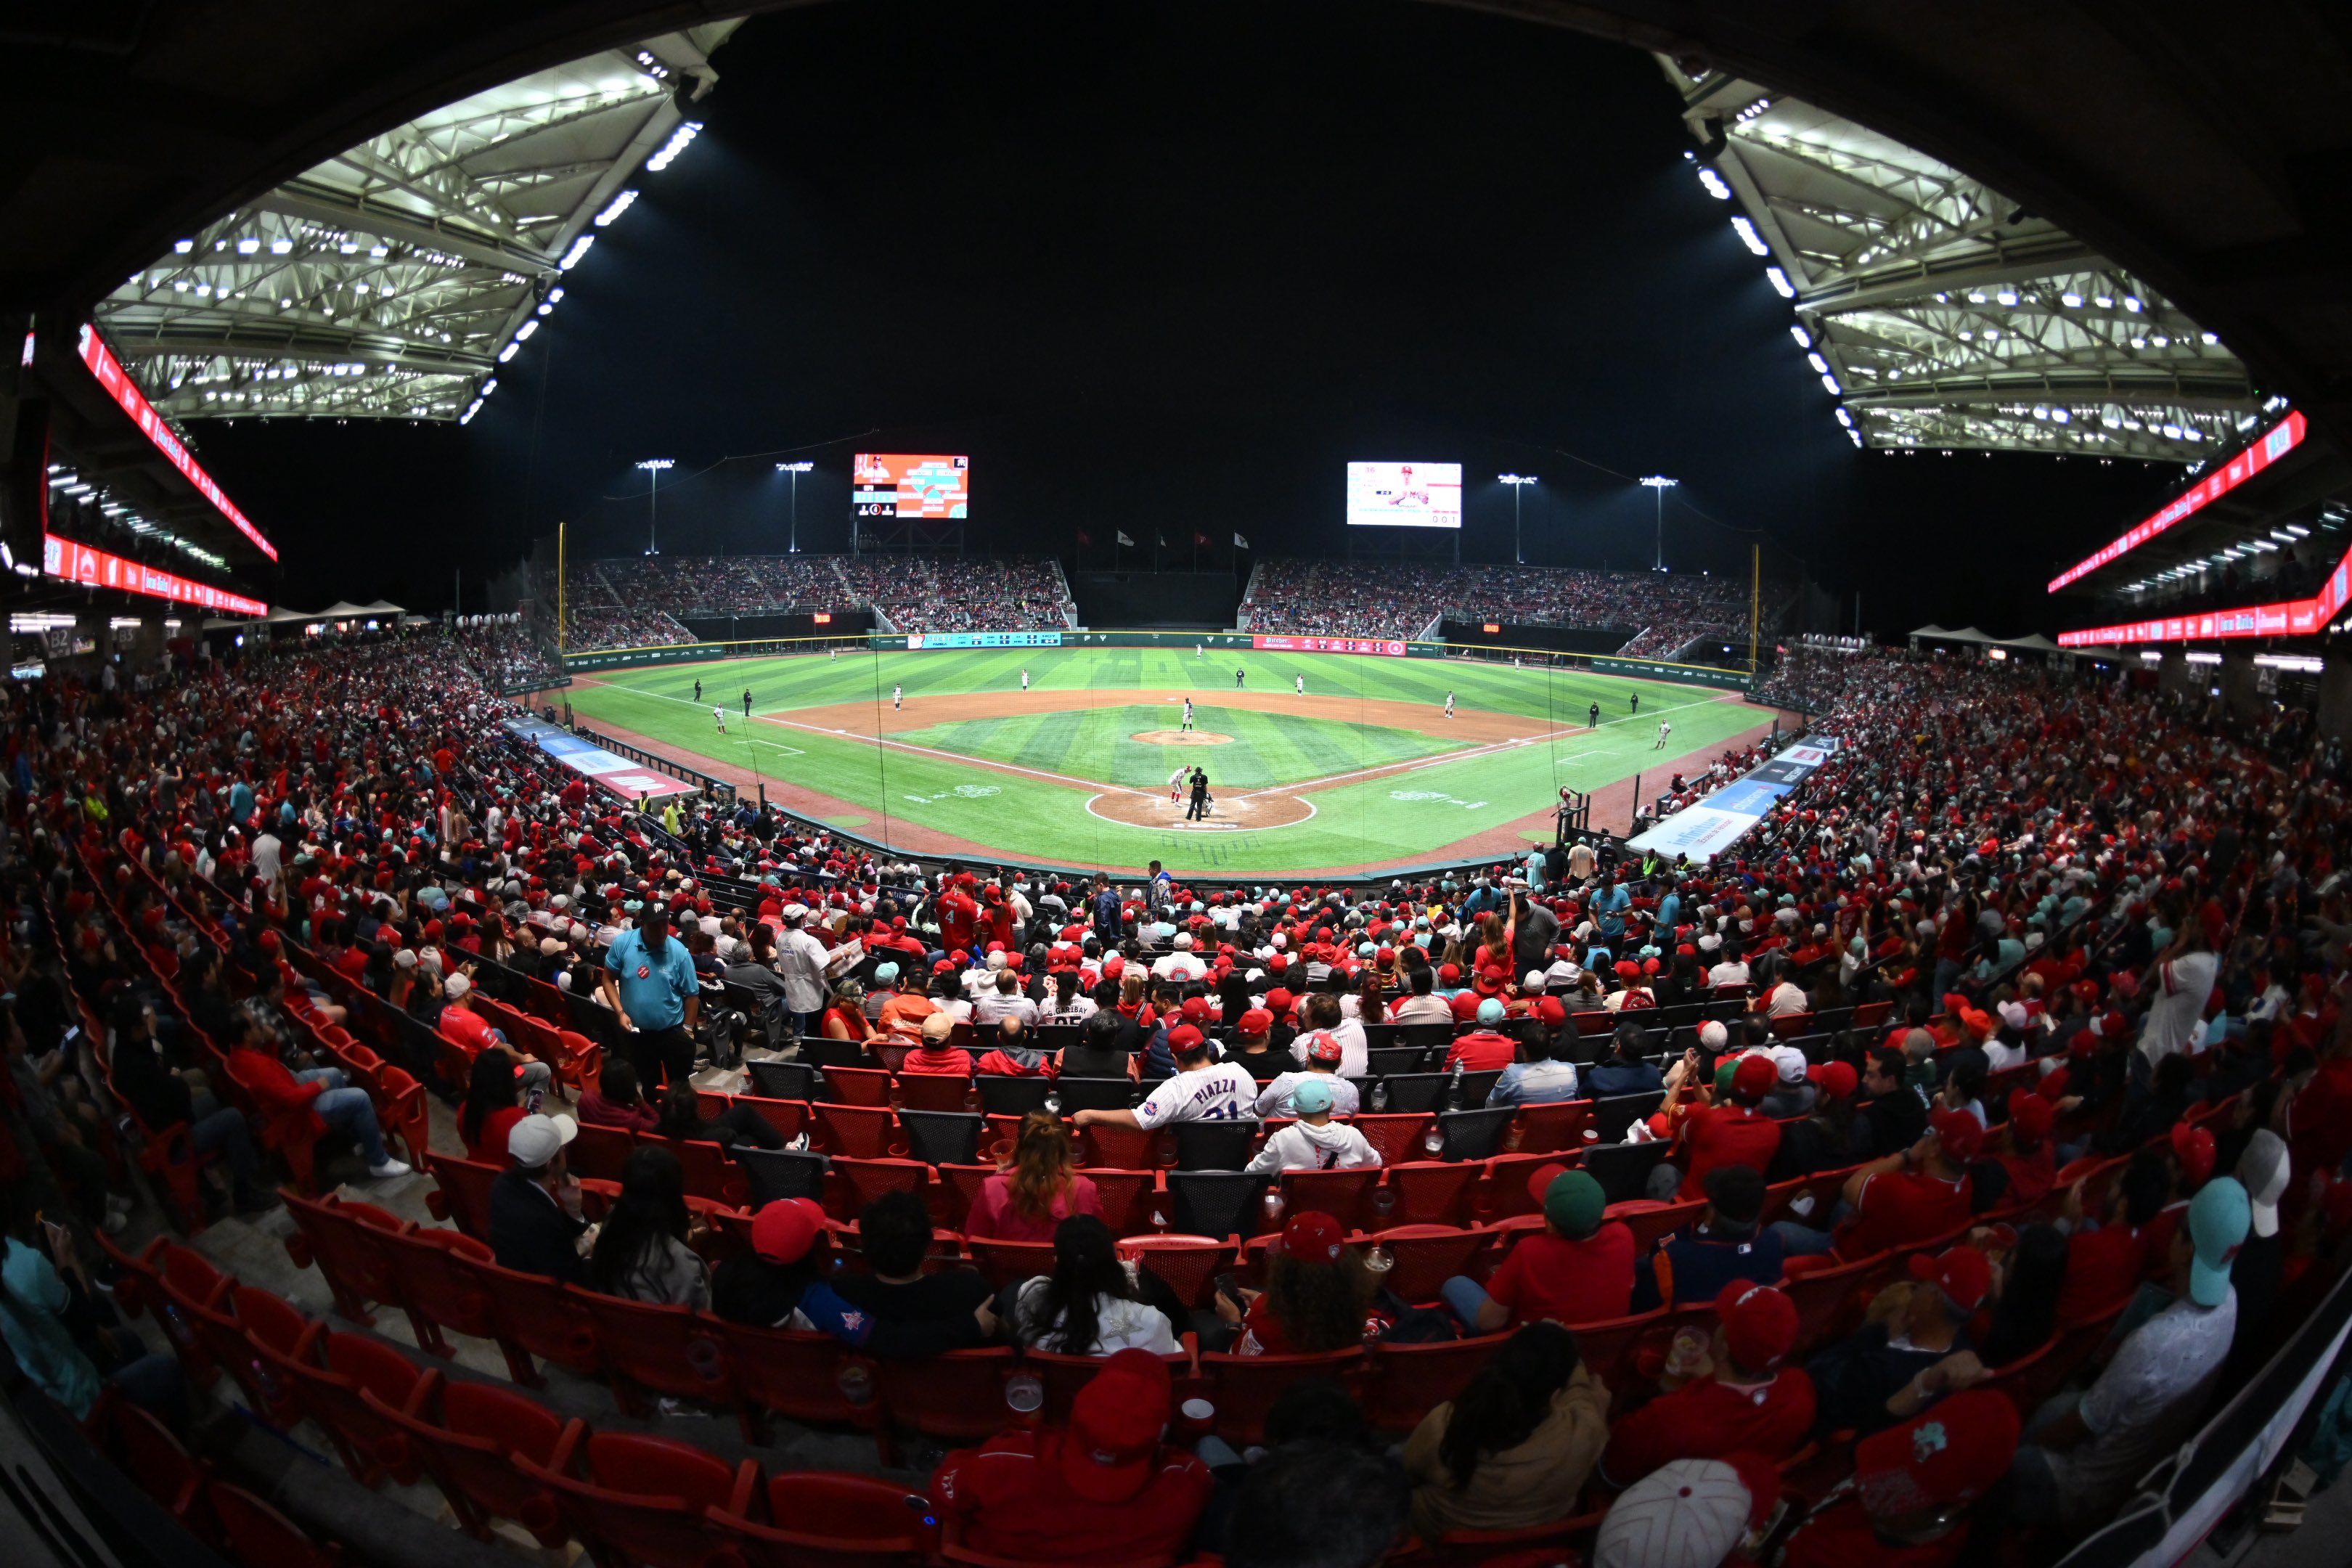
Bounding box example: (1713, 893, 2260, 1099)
(963, 1172, 1102, 1243)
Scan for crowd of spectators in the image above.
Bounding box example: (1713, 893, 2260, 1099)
(560, 564, 697, 650)
(7, 626, 2352, 1568)
(595, 553, 849, 618)
(831, 553, 1074, 634)
(1240, 559, 1793, 655)
(449, 618, 560, 693)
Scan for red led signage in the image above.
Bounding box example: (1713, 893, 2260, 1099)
(76, 324, 277, 562)
(2057, 540, 2352, 648)
(2048, 412, 2306, 592)
(44, 534, 268, 618)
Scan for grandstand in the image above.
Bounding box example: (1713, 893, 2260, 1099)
(7, 7, 2352, 1568)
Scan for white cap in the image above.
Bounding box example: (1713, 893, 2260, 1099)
(444, 972, 472, 999)
(1698, 1020, 1728, 1049)
(1524, 969, 1547, 992)
(1173, 931, 1193, 950)
(1593, 1458, 1757, 1568)
(507, 1113, 577, 1168)
(1772, 1045, 1808, 1085)
(780, 902, 809, 923)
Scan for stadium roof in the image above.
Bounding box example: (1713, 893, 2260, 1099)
(87, 22, 741, 430)
(1659, 61, 2262, 463)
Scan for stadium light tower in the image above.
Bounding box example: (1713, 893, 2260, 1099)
(635, 458, 673, 555)
(777, 461, 814, 553)
(1638, 475, 1678, 570)
(1498, 474, 1538, 564)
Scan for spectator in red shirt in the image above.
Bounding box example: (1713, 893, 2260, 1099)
(2055, 1148, 2169, 1328)
(1670, 1053, 1784, 1200)
(1779, 1390, 2020, 1568)
(1601, 1281, 1816, 1485)
(1217, 1212, 1387, 1355)
(435, 971, 555, 1101)
(1442, 997, 1519, 1071)
(899, 1010, 974, 1075)
(225, 1018, 409, 1180)
(931, 1348, 1211, 1563)
(1441, 1168, 1633, 1331)
(964, 1114, 1102, 1244)
(1773, 1108, 1978, 1261)
(1997, 1088, 2059, 1208)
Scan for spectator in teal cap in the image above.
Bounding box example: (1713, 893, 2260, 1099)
(2009, 1174, 2249, 1534)
(1246, 1078, 1379, 1172)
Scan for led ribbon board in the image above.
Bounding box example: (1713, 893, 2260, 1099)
(76, 324, 277, 562)
(2048, 412, 2306, 592)
(44, 534, 267, 616)
(2057, 542, 2352, 647)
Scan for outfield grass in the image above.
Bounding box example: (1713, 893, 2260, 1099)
(564, 648, 1767, 875)
(896, 703, 1462, 791)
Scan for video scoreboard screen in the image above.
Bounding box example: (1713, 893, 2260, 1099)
(853, 454, 969, 518)
(1345, 461, 1461, 529)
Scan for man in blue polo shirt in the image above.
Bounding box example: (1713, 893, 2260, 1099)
(600, 902, 701, 1090)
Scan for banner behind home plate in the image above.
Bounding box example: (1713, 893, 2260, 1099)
(1626, 738, 1840, 862)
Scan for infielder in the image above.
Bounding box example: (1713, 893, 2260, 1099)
(1295, 673, 1304, 695)
(1020, 667, 1029, 690)
(1444, 691, 1455, 719)
(1654, 719, 1673, 749)
(712, 704, 727, 734)
(893, 684, 902, 712)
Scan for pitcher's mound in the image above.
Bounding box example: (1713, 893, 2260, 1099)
(1132, 729, 1232, 746)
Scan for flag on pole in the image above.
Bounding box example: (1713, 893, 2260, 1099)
(1193, 531, 1209, 547)
(1233, 532, 1250, 549)
(1074, 528, 1093, 547)
(1116, 531, 1135, 547)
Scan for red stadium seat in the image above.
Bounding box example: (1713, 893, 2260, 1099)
(1279, 1167, 1380, 1232)
(894, 1074, 975, 1113)
(363, 1376, 583, 1546)
(874, 1347, 1018, 1444)
(1086, 1167, 1161, 1236)
(1365, 1224, 1493, 1304)
(422, 1156, 500, 1240)
(832, 1155, 933, 1216)
(277, 1190, 404, 1326)
(259, 1326, 435, 1487)
(447, 1253, 601, 1386)
(1611, 1196, 1710, 1254)
(518, 1429, 759, 1568)
(1199, 1347, 1365, 1445)
(208, 1482, 342, 1568)
(228, 1285, 315, 1426)
(1385, 1161, 1482, 1226)
(1082, 1122, 1163, 1171)
(820, 1066, 893, 1106)
(1117, 1235, 1233, 1308)
(103, 1397, 210, 1529)
(708, 1471, 943, 1567)
(1366, 1334, 1513, 1433)
(1349, 1113, 1437, 1167)
(707, 1320, 880, 1446)
(568, 1121, 637, 1183)
(1784, 1252, 1892, 1357)
(936, 1163, 994, 1228)
(1511, 1099, 1594, 1154)
(965, 1237, 1057, 1289)
(733, 1095, 810, 1146)
(368, 1224, 499, 1357)
(572, 1289, 732, 1418)
(813, 1103, 899, 1159)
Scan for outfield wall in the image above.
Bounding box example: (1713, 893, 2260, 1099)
(559, 627, 1760, 693)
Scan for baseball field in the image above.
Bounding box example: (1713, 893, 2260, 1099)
(560, 645, 1783, 878)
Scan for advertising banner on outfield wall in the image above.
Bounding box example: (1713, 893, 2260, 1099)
(1251, 634, 1408, 656)
(905, 631, 1063, 649)
(1589, 656, 1754, 690)
(1625, 738, 1841, 861)
(563, 644, 726, 673)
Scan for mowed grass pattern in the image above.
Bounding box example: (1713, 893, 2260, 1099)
(893, 703, 1461, 791)
(565, 647, 1769, 874)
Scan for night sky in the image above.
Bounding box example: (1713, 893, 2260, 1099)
(183, 0, 2173, 636)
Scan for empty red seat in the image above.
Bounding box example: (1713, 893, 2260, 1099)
(1279, 1167, 1379, 1232)
(894, 1074, 974, 1113)
(707, 1471, 943, 1567)
(208, 1482, 340, 1568)
(368, 1224, 499, 1357)
(813, 1103, 899, 1159)
(568, 1121, 637, 1183)
(104, 1396, 208, 1527)
(1385, 1161, 1482, 1226)
(362, 1379, 582, 1545)
(277, 1190, 404, 1326)
(261, 1326, 435, 1486)
(1365, 1334, 1512, 1434)
(1349, 1114, 1437, 1167)
(1199, 1347, 1364, 1445)
(1365, 1225, 1492, 1304)
(820, 1066, 892, 1106)
(966, 1236, 1057, 1289)
(518, 1429, 759, 1568)
(571, 1288, 732, 1417)
(1511, 1100, 1593, 1154)
(423, 1157, 500, 1239)
(443, 1251, 600, 1385)
(1116, 1235, 1231, 1307)
(874, 1347, 1018, 1446)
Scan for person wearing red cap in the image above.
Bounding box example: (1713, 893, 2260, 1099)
(1667, 1051, 1784, 1201)
(1779, 1389, 2020, 1568)
(931, 1348, 1211, 1563)
(1997, 1087, 2059, 1207)
(1601, 1281, 1816, 1485)
(1805, 1245, 1992, 1438)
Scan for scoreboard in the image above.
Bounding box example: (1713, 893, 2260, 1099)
(853, 454, 969, 518)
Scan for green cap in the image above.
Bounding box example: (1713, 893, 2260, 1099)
(1543, 1169, 1607, 1238)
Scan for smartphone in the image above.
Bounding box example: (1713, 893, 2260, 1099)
(1212, 1271, 1241, 1304)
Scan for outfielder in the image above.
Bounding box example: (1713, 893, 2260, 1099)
(1654, 718, 1673, 749)
(712, 705, 727, 734)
